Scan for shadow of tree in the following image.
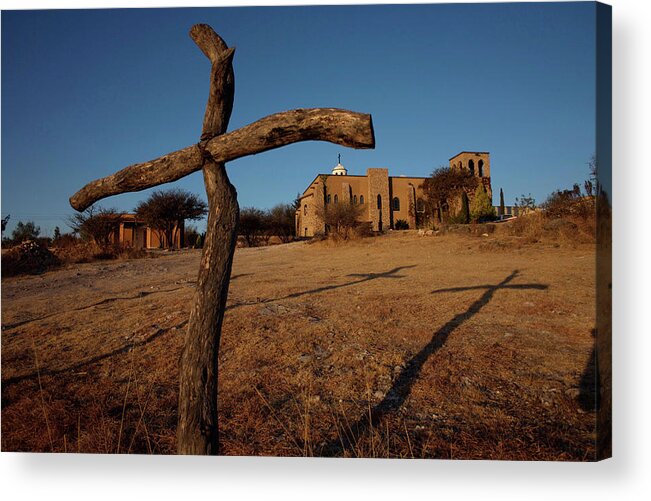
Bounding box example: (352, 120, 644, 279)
(320, 269, 549, 456)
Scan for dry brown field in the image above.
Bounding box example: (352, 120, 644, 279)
(1, 230, 597, 459)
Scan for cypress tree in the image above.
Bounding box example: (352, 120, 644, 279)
(460, 191, 470, 224)
(499, 188, 505, 216)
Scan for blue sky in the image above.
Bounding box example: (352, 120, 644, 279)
(1, 3, 597, 236)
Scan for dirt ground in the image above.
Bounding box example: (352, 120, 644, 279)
(1, 231, 598, 459)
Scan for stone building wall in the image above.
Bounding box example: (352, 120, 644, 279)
(367, 168, 390, 232)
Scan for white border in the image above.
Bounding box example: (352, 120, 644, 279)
(2, 1, 650, 500)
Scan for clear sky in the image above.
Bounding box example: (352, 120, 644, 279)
(1, 2, 597, 236)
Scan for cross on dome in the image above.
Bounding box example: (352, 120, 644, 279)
(332, 154, 348, 176)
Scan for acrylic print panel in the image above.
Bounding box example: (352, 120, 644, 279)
(0, 2, 611, 460)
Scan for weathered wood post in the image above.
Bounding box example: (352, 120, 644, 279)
(69, 24, 375, 455)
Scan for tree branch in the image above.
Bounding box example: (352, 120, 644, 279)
(69, 108, 375, 211)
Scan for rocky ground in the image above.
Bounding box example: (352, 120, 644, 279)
(1, 231, 598, 459)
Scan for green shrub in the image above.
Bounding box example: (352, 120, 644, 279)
(394, 219, 409, 230)
(470, 185, 496, 222)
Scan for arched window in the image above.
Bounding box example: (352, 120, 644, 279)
(360, 195, 364, 204)
(458, 162, 462, 170)
(303, 204, 307, 215)
(416, 198, 425, 212)
(392, 197, 400, 211)
(377, 194, 382, 209)
(327, 194, 331, 204)
(468, 159, 475, 176)
(354, 195, 358, 204)
(478, 159, 484, 177)
(334, 194, 338, 204)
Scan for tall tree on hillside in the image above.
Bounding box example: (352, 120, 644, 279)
(499, 188, 505, 216)
(135, 189, 208, 249)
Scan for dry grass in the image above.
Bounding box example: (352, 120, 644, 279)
(1, 231, 597, 459)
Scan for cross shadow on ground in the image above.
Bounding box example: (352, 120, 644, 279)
(2, 266, 416, 389)
(320, 269, 549, 457)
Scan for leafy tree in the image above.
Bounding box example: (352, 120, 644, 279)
(239, 207, 266, 247)
(1, 215, 9, 234)
(469, 185, 496, 222)
(68, 206, 121, 250)
(135, 189, 208, 249)
(499, 188, 505, 216)
(53, 226, 62, 241)
(422, 167, 478, 223)
(11, 221, 41, 243)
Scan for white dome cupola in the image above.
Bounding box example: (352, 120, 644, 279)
(331, 154, 348, 176)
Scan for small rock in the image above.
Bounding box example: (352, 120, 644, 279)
(373, 391, 384, 399)
(298, 354, 313, 363)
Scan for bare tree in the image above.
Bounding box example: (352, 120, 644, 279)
(68, 206, 120, 250)
(315, 199, 365, 240)
(238, 207, 266, 247)
(268, 203, 295, 243)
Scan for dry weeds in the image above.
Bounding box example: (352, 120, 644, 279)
(1, 231, 597, 459)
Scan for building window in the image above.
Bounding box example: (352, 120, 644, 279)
(354, 195, 358, 204)
(416, 198, 425, 212)
(334, 194, 338, 204)
(392, 197, 400, 211)
(478, 159, 484, 177)
(377, 194, 382, 209)
(304, 228, 308, 236)
(304, 204, 307, 215)
(458, 162, 462, 170)
(360, 195, 364, 204)
(469, 159, 475, 176)
(326, 194, 331, 204)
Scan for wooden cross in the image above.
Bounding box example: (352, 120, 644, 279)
(69, 24, 375, 455)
